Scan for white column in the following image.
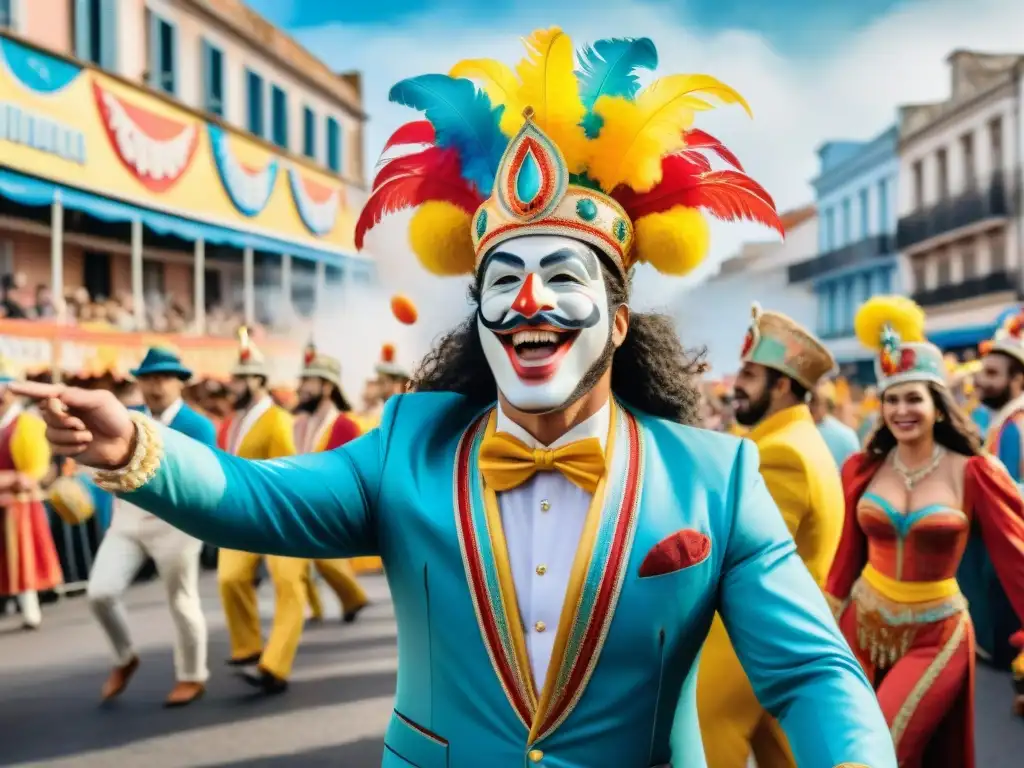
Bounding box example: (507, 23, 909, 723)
(242, 246, 255, 326)
(281, 253, 293, 322)
(50, 194, 64, 320)
(131, 219, 144, 330)
(313, 260, 326, 314)
(193, 238, 206, 335)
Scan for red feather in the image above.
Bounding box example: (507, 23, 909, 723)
(381, 121, 436, 153)
(615, 156, 783, 236)
(681, 129, 745, 171)
(371, 146, 442, 192)
(355, 147, 483, 250)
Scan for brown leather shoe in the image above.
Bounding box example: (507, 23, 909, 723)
(101, 656, 140, 701)
(164, 681, 205, 708)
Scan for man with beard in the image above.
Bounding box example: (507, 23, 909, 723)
(696, 303, 845, 768)
(213, 330, 308, 695)
(83, 346, 215, 706)
(293, 345, 369, 623)
(962, 314, 1024, 669)
(16, 30, 896, 767)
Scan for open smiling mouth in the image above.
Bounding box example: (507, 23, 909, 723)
(498, 326, 580, 382)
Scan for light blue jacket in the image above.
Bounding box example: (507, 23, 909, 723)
(123, 393, 896, 768)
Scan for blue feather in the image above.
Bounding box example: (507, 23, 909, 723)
(389, 74, 507, 195)
(576, 37, 658, 138)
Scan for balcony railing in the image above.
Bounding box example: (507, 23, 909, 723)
(787, 234, 896, 284)
(911, 270, 1018, 307)
(897, 172, 1012, 251)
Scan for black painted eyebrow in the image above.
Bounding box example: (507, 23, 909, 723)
(483, 251, 525, 269)
(540, 248, 599, 278)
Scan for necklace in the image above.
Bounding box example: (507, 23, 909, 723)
(892, 445, 945, 491)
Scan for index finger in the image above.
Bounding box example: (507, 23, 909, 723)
(7, 381, 65, 401)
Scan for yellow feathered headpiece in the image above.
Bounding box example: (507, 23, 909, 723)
(355, 29, 783, 278)
(854, 296, 945, 392)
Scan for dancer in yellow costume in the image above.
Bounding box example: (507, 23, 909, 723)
(294, 344, 369, 622)
(692, 304, 845, 768)
(216, 330, 308, 695)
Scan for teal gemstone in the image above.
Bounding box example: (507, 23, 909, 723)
(613, 218, 628, 242)
(476, 209, 488, 238)
(515, 148, 542, 205)
(576, 198, 598, 222)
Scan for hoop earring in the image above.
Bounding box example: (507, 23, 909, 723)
(936, 412, 946, 423)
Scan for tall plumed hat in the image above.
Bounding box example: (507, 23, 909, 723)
(300, 339, 342, 388)
(355, 29, 783, 277)
(855, 296, 945, 392)
(741, 303, 835, 390)
(230, 326, 268, 378)
(980, 307, 1024, 368)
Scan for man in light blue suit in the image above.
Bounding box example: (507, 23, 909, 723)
(14, 30, 896, 768)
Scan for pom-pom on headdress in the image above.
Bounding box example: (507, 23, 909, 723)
(741, 302, 835, 389)
(376, 343, 410, 380)
(981, 306, 1024, 367)
(854, 296, 945, 392)
(300, 339, 342, 388)
(355, 29, 783, 278)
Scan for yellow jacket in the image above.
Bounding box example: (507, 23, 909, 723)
(229, 403, 296, 461)
(746, 404, 844, 584)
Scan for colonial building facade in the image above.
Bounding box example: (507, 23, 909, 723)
(788, 126, 901, 380)
(897, 50, 1024, 351)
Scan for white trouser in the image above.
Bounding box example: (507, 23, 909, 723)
(87, 508, 208, 683)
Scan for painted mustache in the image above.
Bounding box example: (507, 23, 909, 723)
(479, 305, 601, 333)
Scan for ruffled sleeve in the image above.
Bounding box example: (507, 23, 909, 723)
(824, 452, 878, 613)
(964, 455, 1024, 677)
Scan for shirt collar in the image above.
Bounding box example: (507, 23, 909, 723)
(148, 398, 184, 427)
(496, 397, 611, 451)
(747, 403, 813, 444)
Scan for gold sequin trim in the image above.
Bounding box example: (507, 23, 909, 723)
(94, 411, 164, 494)
(890, 612, 968, 750)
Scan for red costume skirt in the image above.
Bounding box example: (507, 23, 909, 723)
(0, 497, 63, 596)
(839, 599, 975, 768)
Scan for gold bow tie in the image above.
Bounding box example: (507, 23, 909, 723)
(478, 432, 606, 494)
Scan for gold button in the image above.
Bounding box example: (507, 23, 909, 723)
(536, 564, 547, 576)
(540, 499, 550, 512)
(528, 749, 544, 762)
(534, 620, 546, 632)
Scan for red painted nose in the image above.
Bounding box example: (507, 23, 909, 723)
(510, 273, 554, 318)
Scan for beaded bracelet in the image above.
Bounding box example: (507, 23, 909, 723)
(94, 411, 164, 494)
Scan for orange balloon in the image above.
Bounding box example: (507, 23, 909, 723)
(391, 294, 418, 325)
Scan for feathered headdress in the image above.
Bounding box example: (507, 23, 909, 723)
(981, 306, 1024, 366)
(355, 29, 783, 278)
(231, 325, 267, 378)
(855, 296, 945, 392)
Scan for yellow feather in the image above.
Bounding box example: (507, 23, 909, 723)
(587, 74, 752, 193)
(854, 296, 926, 351)
(506, 27, 588, 173)
(448, 58, 523, 135)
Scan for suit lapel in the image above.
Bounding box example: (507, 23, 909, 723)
(453, 401, 645, 742)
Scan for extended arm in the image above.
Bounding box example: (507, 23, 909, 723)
(967, 456, 1024, 676)
(720, 441, 896, 768)
(824, 453, 872, 613)
(102, 400, 400, 559)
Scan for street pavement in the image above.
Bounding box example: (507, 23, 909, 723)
(1, 573, 1022, 767)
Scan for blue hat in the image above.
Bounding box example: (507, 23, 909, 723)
(130, 346, 193, 380)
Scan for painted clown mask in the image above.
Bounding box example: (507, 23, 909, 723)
(477, 235, 613, 412)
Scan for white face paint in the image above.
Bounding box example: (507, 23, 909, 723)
(477, 235, 611, 412)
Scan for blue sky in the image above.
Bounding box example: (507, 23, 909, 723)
(248, 0, 906, 56)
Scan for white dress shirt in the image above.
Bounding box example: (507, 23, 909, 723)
(494, 400, 610, 688)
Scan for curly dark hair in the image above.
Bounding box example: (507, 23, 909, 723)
(412, 255, 707, 425)
(865, 382, 982, 458)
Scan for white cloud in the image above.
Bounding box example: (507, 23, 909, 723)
(294, 0, 1024, 366)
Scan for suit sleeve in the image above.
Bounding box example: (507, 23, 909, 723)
(188, 411, 218, 449)
(118, 397, 405, 560)
(719, 440, 897, 768)
(268, 409, 297, 459)
(757, 442, 808, 538)
(10, 413, 51, 482)
(996, 421, 1023, 484)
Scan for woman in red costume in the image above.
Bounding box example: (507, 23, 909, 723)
(825, 296, 1024, 768)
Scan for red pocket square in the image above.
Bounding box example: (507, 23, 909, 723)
(639, 530, 711, 578)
